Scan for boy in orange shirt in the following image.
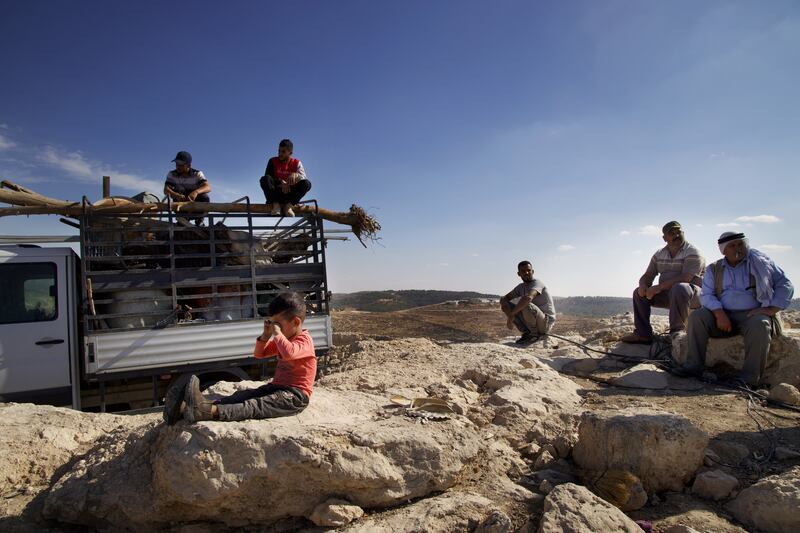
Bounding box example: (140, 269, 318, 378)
(169, 292, 316, 423)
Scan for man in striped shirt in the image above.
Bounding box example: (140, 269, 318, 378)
(164, 150, 211, 203)
(622, 221, 705, 344)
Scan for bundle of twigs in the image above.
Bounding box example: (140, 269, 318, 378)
(0, 180, 380, 245)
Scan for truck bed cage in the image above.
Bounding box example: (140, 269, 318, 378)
(79, 198, 330, 334)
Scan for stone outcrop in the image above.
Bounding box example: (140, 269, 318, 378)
(537, 483, 641, 533)
(43, 388, 482, 530)
(672, 329, 800, 387)
(572, 408, 708, 493)
(726, 466, 800, 533)
(691, 469, 738, 501)
(42, 339, 585, 531)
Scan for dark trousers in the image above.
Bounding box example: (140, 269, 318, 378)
(632, 283, 697, 338)
(683, 307, 773, 385)
(259, 176, 312, 205)
(216, 383, 309, 421)
(192, 193, 210, 224)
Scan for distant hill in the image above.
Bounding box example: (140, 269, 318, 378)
(332, 290, 800, 316)
(331, 290, 499, 312)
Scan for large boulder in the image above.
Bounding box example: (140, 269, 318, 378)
(572, 408, 708, 493)
(672, 329, 800, 387)
(537, 483, 641, 533)
(43, 388, 483, 530)
(726, 466, 800, 533)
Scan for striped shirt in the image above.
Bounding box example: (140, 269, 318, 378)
(640, 241, 705, 287)
(164, 168, 208, 195)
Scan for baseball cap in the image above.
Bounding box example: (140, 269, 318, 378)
(662, 221, 682, 234)
(171, 151, 192, 165)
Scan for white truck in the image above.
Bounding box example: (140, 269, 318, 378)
(0, 204, 332, 412)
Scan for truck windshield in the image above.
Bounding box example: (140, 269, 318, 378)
(0, 262, 58, 324)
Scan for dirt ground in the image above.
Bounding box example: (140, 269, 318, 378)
(331, 302, 800, 532)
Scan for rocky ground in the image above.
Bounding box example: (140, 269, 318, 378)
(1, 305, 799, 532)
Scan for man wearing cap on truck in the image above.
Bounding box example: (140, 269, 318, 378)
(164, 150, 212, 203)
(622, 221, 705, 344)
(164, 151, 212, 225)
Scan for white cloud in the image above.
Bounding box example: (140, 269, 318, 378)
(759, 244, 792, 253)
(619, 230, 631, 236)
(631, 250, 643, 255)
(716, 222, 740, 228)
(735, 215, 781, 223)
(469, 252, 480, 257)
(695, 223, 703, 227)
(40, 146, 162, 193)
(0, 133, 16, 150)
(638, 225, 661, 236)
(0, 123, 8, 129)
(709, 151, 727, 160)
(438, 262, 450, 267)
(557, 244, 576, 252)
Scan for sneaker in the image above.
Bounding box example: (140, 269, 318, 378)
(163, 379, 187, 425)
(620, 333, 653, 345)
(282, 204, 295, 217)
(183, 375, 215, 423)
(515, 331, 539, 345)
(268, 203, 281, 216)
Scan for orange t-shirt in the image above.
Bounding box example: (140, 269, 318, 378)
(253, 329, 316, 396)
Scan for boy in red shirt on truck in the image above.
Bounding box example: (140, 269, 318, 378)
(166, 292, 316, 423)
(259, 138, 312, 217)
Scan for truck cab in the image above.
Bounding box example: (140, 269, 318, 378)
(0, 246, 79, 407)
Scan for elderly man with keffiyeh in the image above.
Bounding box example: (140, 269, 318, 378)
(677, 231, 794, 386)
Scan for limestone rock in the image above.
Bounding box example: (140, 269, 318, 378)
(572, 408, 708, 493)
(672, 329, 800, 387)
(610, 363, 703, 390)
(309, 498, 364, 527)
(43, 388, 483, 530)
(769, 383, 800, 405)
(691, 469, 738, 500)
(726, 466, 800, 533)
(475, 510, 513, 533)
(0, 403, 151, 498)
(538, 483, 641, 533)
(343, 491, 495, 533)
(708, 440, 750, 465)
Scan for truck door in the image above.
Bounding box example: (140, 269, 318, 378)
(0, 254, 72, 405)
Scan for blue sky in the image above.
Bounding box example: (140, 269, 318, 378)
(1, 1, 798, 296)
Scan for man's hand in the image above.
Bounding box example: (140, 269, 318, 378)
(645, 286, 660, 300)
(748, 307, 779, 318)
(187, 190, 198, 202)
(637, 287, 647, 298)
(713, 309, 733, 333)
(506, 317, 514, 330)
(280, 181, 291, 194)
(289, 172, 299, 185)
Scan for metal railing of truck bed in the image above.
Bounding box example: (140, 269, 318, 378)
(78, 198, 330, 334)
